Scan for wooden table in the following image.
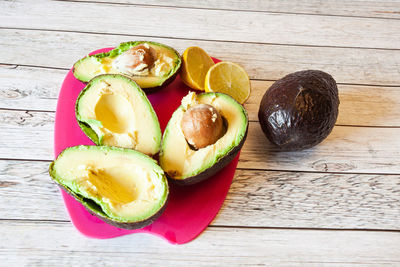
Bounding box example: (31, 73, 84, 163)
(1, 0, 400, 265)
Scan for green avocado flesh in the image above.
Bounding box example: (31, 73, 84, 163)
(73, 41, 181, 90)
(49, 146, 168, 225)
(76, 74, 161, 156)
(159, 92, 248, 183)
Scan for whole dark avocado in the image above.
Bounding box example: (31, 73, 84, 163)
(258, 70, 339, 150)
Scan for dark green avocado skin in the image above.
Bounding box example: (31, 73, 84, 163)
(48, 146, 169, 230)
(59, 181, 168, 230)
(258, 70, 339, 151)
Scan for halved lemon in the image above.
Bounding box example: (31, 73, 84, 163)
(180, 46, 215, 91)
(205, 62, 250, 104)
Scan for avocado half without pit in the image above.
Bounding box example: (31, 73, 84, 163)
(159, 92, 248, 185)
(75, 74, 161, 156)
(73, 41, 182, 93)
(258, 70, 339, 150)
(49, 146, 169, 229)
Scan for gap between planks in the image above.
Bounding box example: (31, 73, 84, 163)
(2, 26, 400, 52)
(53, 0, 400, 21)
(2, 1, 400, 50)
(4, 106, 400, 129)
(2, 28, 400, 85)
(2, 156, 400, 176)
(3, 62, 400, 88)
(2, 76, 400, 127)
(1, 218, 400, 233)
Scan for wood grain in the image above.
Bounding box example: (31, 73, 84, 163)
(2, 1, 400, 49)
(0, 110, 54, 160)
(222, 169, 400, 229)
(1, 110, 400, 174)
(0, 65, 65, 111)
(239, 123, 400, 174)
(2, 29, 400, 86)
(249, 80, 400, 125)
(0, 160, 65, 221)
(2, 160, 400, 230)
(67, 0, 400, 19)
(1, 0, 400, 261)
(1, 220, 399, 266)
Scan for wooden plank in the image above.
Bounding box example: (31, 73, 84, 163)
(0, 65, 65, 111)
(2, 1, 400, 49)
(221, 169, 400, 229)
(239, 123, 400, 174)
(2, 29, 400, 86)
(1, 220, 399, 265)
(2, 66, 400, 127)
(248, 80, 400, 125)
(67, 0, 400, 19)
(0, 160, 66, 221)
(0, 110, 54, 160)
(2, 160, 400, 230)
(1, 110, 400, 174)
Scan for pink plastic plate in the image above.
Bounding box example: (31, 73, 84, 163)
(54, 48, 240, 244)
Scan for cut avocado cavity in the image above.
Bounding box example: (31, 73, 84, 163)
(159, 92, 248, 185)
(76, 74, 161, 156)
(73, 41, 181, 92)
(49, 146, 169, 229)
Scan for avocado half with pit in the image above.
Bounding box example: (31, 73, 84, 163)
(75, 74, 161, 156)
(159, 92, 248, 185)
(49, 146, 169, 229)
(73, 41, 182, 93)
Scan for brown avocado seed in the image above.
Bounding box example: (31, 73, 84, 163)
(125, 44, 155, 69)
(181, 104, 225, 149)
